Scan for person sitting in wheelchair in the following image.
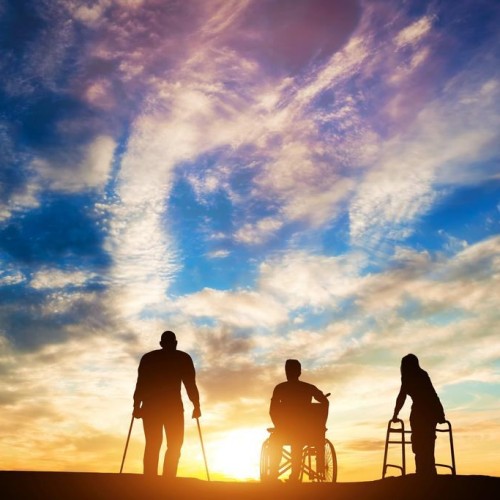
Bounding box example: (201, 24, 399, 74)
(268, 359, 329, 481)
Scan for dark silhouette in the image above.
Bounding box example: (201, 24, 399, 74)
(392, 354, 446, 476)
(267, 359, 329, 481)
(133, 331, 201, 477)
(2, 471, 500, 499)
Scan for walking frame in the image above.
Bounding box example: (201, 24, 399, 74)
(382, 418, 456, 478)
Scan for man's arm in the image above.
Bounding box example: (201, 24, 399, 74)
(132, 357, 144, 418)
(183, 354, 201, 418)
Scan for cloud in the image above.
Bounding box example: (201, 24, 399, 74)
(349, 69, 500, 248)
(0, 333, 141, 471)
(0, 1, 75, 97)
(33, 135, 116, 192)
(207, 249, 230, 259)
(0, 270, 25, 286)
(0, 122, 40, 221)
(343, 438, 384, 452)
(234, 217, 283, 245)
(395, 16, 433, 48)
(30, 268, 93, 289)
(176, 288, 288, 328)
(259, 251, 365, 309)
(357, 236, 500, 316)
(220, 0, 361, 77)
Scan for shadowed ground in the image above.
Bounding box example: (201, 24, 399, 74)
(1, 472, 499, 499)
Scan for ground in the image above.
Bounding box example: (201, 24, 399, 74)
(1, 472, 499, 499)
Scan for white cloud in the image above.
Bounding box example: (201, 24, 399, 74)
(389, 46, 431, 85)
(0, 270, 25, 286)
(395, 16, 433, 48)
(0, 182, 40, 222)
(259, 251, 365, 310)
(33, 135, 116, 193)
(357, 236, 500, 315)
(207, 250, 230, 259)
(349, 70, 500, 247)
(176, 288, 288, 328)
(234, 217, 283, 245)
(84, 79, 116, 109)
(30, 269, 92, 290)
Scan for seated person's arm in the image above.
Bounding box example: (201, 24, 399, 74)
(269, 388, 282, 427)
(313, 387, 329, 406)
(269, 398, 280, 427)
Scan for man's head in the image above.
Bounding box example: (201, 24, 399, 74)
(160, 330, 178, 351)
(285, 359, 301, 381)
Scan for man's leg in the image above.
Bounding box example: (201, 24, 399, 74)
(162, 411, 184, 478)
(268, 432, 284, 480)
(289, 440, 303, 481)
(142, 414, 163, 476)
(315, 437, 325, 478)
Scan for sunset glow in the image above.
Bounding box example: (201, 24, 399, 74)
(0, 0, 499, 482)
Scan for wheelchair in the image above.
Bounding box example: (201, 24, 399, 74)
(260, 402, 337, 482)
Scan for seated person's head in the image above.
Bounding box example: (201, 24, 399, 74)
(285, 359, 301, 381)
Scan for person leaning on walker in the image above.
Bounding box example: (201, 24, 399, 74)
(392, 354, 446, 476)
(133, 330, 201, 478)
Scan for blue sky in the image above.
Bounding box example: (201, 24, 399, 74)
(0, 0, 499, 480)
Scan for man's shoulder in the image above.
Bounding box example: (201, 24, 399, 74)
(299, 380, 322, 393)
(174, 349, 193, 361)
(139, 349, 164, 364)
(299, 380, 318, 388)
(273, 381, 288, 392)
(141, 349, 163, 360)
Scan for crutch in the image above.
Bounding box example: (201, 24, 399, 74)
(120, 413, 135, 473)
(196, 418, 211, 481)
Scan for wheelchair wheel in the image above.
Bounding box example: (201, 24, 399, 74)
(260, 438, 271, 480)
(300, 439, 337, 482)
(324, 439, 337, 482)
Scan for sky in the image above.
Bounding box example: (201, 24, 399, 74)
(0, 0, 499, 482)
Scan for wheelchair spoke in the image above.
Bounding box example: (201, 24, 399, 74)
(260, 433, 337, 483)
(324, 439, 337, 482)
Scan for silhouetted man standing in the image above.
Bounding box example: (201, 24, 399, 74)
(269, 359, 329, 481)
(392, 354, 445, 476)
(133, 331, 201, 477)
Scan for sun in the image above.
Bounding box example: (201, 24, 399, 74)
(208, 428, 269, 481)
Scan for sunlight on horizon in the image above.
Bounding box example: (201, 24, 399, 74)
(206, 428, 268, 481)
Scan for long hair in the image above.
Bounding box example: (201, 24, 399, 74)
(401, 353, 420, 378)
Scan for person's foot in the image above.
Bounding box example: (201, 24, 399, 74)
(162, 473, 177, 481)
